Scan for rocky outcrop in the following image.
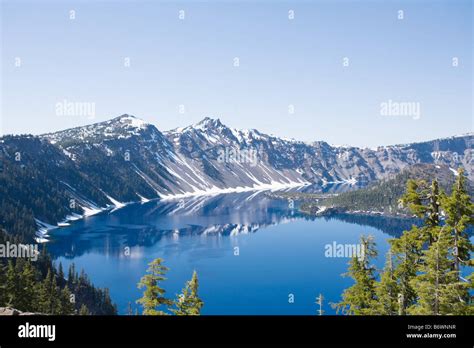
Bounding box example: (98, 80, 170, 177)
(0, 307, 42, 315)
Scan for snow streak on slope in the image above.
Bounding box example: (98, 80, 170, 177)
(39, 114, 473, 204)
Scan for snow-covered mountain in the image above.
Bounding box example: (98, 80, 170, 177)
(1, 113, 472, 240)
(43, 114, 473, 199)
(43, 115, 311, 201)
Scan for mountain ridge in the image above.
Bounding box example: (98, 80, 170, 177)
(40, 114, 474, 149)
(1, 114, 472, 241)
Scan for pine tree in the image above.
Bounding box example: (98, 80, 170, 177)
(390, 226, 424, 314)
(67, 263, 76, 288)
(79, 303, 90, 315)
(17, 261, 38, 312)
(136, 258, 172, 315)
(39, 269, 61, 314)
(393, 179, 445, 314)
(426, 180, 441, 228)
(400, 179, 426, 218)
(171, 270, 204, 315)
(400, 179, 442, 244)
(57, 262, 65, 288)
(408, 226, 469, 314)
(334, 236, 378, 315)
(5, 260, 18, 307)
(338, 174, 473, 316)
(374, 249, 399, 315)
(59, 286, 75, 315)
(442, 168, 473, 275)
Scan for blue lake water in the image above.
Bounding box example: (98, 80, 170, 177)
(46, 190, 415, 315)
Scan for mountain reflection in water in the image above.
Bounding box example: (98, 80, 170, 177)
(46, 189, 420, 315)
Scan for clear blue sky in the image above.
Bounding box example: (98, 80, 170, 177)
(1, 0, 472, 147)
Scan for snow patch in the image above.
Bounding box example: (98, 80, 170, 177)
(137, 194, 151, 203)
(159, 178, 310, 200)
(34, 219, 58, 243)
